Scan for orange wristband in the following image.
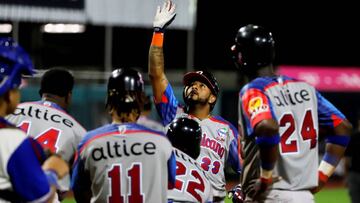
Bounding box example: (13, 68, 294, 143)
(151, 32, 164, 47)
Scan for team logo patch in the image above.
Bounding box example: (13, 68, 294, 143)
(216, 128, 228, 142)
(248, 97, 269, 119)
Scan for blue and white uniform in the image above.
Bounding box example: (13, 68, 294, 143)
(72, 123, 176, 203)
(156, 84, 241, 200)
(0, 117, 52, 203)
(239, 75, 347, 202)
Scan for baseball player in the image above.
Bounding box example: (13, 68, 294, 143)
(232, 24, 352, 202)
(167, 117, 213, 203)
(0, 37, 69, 203)
(6, 68, 86, 201)
(71, 68, 176, 203)
(149, 1, 241, 202)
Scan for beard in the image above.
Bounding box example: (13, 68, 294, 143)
(184, 89, 208, 106)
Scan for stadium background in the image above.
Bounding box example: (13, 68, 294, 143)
(1, 0, 359, 202)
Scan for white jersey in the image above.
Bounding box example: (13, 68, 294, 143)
(239, 75, 347, 191)
(168, 148, 213, 203)
(6, 100, 86, 193)
(0, 117, 52, 203)
(155, 84, 241, 199)
(71, 123, 176, 203)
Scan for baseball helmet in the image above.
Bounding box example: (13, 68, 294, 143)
(231, 24, 275, 71)
(167, 117, 202, 159)
(0, 37, 35, 96)
(106, 68, 145, 113)
(182, 70, 219, 110)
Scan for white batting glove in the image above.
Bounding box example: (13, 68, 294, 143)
(153, 0, 176, 32)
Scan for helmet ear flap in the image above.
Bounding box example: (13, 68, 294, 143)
(182, 85, 190, 105)
(231, 44, 242, 69)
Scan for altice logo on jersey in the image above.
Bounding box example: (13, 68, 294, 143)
(248, 97, 269, 119)
(272, 89, 310, 107)
(13, 106, 74, 128)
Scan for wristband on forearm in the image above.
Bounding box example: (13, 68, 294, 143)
(325, 135, 350, 147)
(151, 32, 164, 47)
(318, 160, 336, 183)
(260, 168, 273, 182)
(256, 134, 280, 148)
(318, 152, 340, 183)
(44, 169, 59, 188)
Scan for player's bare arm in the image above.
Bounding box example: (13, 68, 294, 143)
(148, 0, 176, 102)
(251, 118, 280, 200)
(149, 45, 168, 101)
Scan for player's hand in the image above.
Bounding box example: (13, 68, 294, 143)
(42, 155, 69, 179)
(227, 184, 244, 203)
(247, 176, 281, 201)
(153, 0, 176, 32)
(310, 179, 326, 194)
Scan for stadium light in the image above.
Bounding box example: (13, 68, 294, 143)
(41, 23, 85, 33)
(0, 24, 12, 33)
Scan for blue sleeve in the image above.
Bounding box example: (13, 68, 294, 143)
(71, 153, 91, 197)
(167, 151, 176, 189)
(7, 138, 51, 202)
(155, 84, 180, 126)
(316, 91, 346, 128)
(227, 123, 242, 174)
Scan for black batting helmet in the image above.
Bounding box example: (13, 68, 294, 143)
(167, 117, 202, 159)
(231, 24, 275, 71)
(106, 68, 145, 116)
(182, 70, 219, 110)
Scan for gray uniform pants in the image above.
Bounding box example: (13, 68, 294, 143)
(245, 189, 314, 203)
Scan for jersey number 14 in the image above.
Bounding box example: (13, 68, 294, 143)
(18, 121, 61, 153)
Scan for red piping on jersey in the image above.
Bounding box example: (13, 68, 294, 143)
(79, 130, 164, 154)
(331, 114, 343, 127)
(153, 94, 168, 104)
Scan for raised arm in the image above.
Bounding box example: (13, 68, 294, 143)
(148, 0, 176, 102)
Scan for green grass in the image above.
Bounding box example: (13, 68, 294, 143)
(61, 187, 350, 203)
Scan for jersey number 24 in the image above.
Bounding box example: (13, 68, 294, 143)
(279, 109, 317, 153)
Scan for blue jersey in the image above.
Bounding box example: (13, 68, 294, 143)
(155, 84, 241, 199)
(239, 75, 346, 190)
(71, 123, 176, 203)
(0, 117, 52, 203)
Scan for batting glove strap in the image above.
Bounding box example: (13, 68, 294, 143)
(153, 0, 176, 31)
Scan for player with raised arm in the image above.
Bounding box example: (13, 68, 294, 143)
(232, 24, 352, 202)
(167, 117, 213, 203)
(149, 1, 241, 202)
(6, 68, 86, 201)
(0, 37, 69, 203)
(71, 68, 176, 203)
